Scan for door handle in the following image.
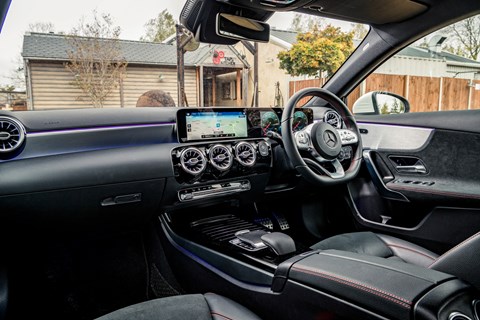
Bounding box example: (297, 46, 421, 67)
(395, 164, 427, 174)
(363, 151, 409, 202)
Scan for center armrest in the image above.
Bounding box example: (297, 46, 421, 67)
(276, 249, 456, 320)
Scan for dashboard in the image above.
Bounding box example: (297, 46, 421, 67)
(0, 106, 351, 225)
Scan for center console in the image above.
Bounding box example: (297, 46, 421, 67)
(159, 207, 480, 320)
(273, 250, 478, 320)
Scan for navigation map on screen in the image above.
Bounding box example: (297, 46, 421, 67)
(185, 111, 248, 141)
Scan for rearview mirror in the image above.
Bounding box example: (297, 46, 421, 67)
(216, 13, 270, 43)
(353, 91, 410, 115)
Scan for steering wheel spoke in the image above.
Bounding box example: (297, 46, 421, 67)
(338, 129, 359, 145)
(303, 158, 345, 179)
(294, 124, 315, 151)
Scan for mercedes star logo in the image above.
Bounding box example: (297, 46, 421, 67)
(323, 130, 337, 148)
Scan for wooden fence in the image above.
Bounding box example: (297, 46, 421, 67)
(289, 74, 480, 112)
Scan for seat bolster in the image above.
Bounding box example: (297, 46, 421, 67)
(376, 234, 438, 268)
(429, 231, 480, 290)
(204, 293, 262, 320)
(310, 232, 393, 258)
(95, 294, 211, 320)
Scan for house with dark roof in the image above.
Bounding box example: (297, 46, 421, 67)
(23, 30, 480, 110)
(22, 32, 249, 110)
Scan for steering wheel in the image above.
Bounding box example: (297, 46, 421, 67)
(281, 87, 363, 185)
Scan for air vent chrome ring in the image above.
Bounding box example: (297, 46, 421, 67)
(180, 147, 207, 176)
(235, 142, 256, 167)
(209, 144, 233, 172)
(0, 116, 26, 153)
(324, 110, 342, 129)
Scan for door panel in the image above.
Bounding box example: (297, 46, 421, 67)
(349, 111, 480, 253)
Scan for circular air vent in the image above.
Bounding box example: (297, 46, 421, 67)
(235, 142, 256, 167)
(0, 117, 26, 153)
(324, 110, 342, 129)
(180, 147, 207, 175)
(209, 145, 233, 171)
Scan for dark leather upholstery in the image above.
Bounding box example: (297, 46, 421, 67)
(312, 231, 480, 289)
(95, 293, 261, 320)
(289, 249, 454, 320)
(311, 232, 438, 267)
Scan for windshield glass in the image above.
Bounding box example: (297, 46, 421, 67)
(0, 0, 368, 111)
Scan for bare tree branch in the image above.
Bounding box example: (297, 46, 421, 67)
(64, 11, 127, 108)
(445, 15, 480, 60)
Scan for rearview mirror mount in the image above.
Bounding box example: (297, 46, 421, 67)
(216, 13, 270, 43)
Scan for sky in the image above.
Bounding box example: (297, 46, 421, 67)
(0, 0, 350, 86)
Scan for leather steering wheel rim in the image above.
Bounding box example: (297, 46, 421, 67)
(281, 87, 363, 185)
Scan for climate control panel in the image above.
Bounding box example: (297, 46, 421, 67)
(171, 139, 272, 184)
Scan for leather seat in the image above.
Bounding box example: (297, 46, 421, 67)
(311, 231, 480, 289)
(96, 293, 261, 320)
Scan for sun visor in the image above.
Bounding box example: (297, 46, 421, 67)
(297, 0, 428, 25)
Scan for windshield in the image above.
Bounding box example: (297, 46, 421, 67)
(0, 0, 368, 111)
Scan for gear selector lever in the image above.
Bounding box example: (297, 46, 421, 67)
(261, 232, 296, 256)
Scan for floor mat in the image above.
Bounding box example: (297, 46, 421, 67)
(149, 263, 181, 297)
(17, 231, 150, 320)
(7, 227, 187, 320)
(64, 232, 149, 319)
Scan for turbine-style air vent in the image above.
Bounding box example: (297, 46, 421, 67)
(180, 147, 207, 175)
(235, 142, 256, 167)
(209, 145, 233, 171)
(0, 117, 26, 154)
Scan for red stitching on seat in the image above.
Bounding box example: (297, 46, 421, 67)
(211, 312, 235, 320)
(429, 231, 480, 268)
(291, 266, 411, 309)
(387, 244, 436, 261)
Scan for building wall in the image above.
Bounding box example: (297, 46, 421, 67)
(236, 42, 290, 108)
(376, 56, 447, 78)
(28, 61, 197, 110)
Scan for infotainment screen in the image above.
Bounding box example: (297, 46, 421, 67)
(184, 111, 248, 141)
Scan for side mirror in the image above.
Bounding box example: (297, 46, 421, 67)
(353, 91, 410, 115)
(216, 13, 270, 43)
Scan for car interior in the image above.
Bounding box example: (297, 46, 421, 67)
(1, 0, 480, 319)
